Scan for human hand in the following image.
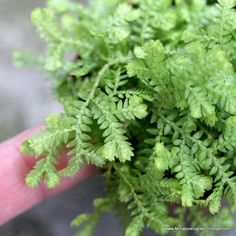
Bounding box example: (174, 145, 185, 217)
(0, 126, 95, 225)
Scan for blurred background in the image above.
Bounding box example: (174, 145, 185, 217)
(0, 0, 235, 235)
(0, 0, 122, 235)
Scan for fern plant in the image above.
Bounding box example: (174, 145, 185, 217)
(16, 0, 236, 235)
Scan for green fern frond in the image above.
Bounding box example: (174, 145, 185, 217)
(26, 152, 60, 188)
(92, 93, 134, 162)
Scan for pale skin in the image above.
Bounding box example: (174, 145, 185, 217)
(0, 126, 96, 225)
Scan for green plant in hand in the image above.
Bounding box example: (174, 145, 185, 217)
(17, 0, 236, 235)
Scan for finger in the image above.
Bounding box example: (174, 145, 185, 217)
(0, 126, 96, 225)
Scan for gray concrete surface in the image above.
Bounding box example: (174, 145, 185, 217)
(0, 0, 61, 141)
(0, 0, 236, 235)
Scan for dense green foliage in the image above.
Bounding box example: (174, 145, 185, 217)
(17, 0, 236, 235)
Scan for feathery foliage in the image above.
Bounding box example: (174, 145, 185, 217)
(17, 0, 236, 235)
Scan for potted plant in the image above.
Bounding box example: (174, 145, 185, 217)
(16, 0, 236, 235)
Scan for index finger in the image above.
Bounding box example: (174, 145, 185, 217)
(0, 126, 96, 225)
